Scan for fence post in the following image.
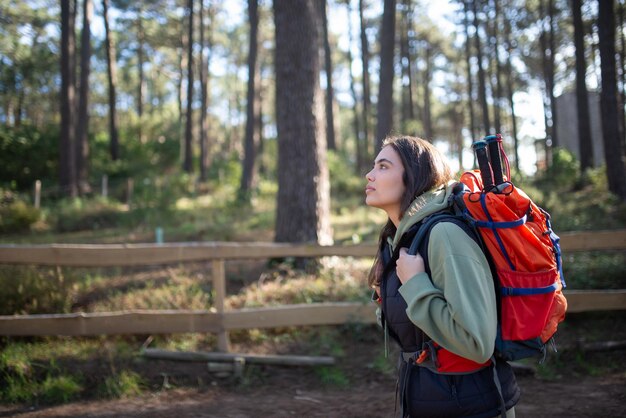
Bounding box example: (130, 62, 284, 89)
(34, 180, 41, 209)
(101, 175, 108, 198)
(212, 259, 230, 352)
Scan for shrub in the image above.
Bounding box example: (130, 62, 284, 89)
(0, 197, 40, 233)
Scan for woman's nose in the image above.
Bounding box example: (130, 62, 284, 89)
(365, 169, 374, 181)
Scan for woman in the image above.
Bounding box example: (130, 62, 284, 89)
(365, 136, 520, 418)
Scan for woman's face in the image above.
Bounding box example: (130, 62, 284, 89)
(365, 145, 406, 223)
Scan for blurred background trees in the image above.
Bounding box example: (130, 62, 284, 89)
(0, 0, 625, 240)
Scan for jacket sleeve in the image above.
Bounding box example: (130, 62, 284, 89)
(398, 222, 497, 363)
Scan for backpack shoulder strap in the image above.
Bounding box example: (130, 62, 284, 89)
(407, 212, 468, 256)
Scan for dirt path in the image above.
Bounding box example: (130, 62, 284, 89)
(2, 372, 624, 418)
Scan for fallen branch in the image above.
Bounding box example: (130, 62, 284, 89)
(142, 348, 335, 367)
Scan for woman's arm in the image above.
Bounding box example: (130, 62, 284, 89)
(398, 222, 497, 363)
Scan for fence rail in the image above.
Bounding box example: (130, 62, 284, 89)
(1, 229, 625, 351)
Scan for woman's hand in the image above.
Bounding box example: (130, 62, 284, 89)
(396, 247, 425, 284)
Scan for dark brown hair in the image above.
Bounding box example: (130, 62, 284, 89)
(367, 136, 453, 288)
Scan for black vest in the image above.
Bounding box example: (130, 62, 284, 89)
(379, 216, 521, 418)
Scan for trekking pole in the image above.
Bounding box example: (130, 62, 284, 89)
(485, 134, 504, 186)
(472, 139, 495, 191)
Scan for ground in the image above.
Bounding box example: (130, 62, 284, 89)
(1, 315, 625, 418)
(1, 372, 625, 417)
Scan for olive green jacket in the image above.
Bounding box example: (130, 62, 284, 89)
(394, 182, 497, 363)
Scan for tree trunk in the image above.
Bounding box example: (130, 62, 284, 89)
(60, 0, 77, 197)
(273, 0, 332, 246)
(76, 0, 92, 195)
(102, 0, 119, 161)
(320, 0, 336, 151)
(198, 1, 208, 181)
(400, 0, 414, 132)
(491, 0, 503, 135)
(375, 0, 396, 151)
(463, 0, 476, 141)
(240, 0, 260, 197)
(618, 0, 626, 155)
(472, 0, 491, 134)
(572, 0, 594, 171)
(423, 45, 433, 140)
(548, 0, 558, 147)
(346, 1, 364, 174)
(137, 7, 145, 143)
(463, 0, 477, 141)
(598, 0, 626, 200)
(504, 20, 520, 173)
(183, 0, 194, 173)
(359, 0, 372, 159)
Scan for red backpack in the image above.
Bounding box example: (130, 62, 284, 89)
(409, 134, 567, 363)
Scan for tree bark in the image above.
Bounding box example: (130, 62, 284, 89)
(359, 0, 372, 159)
(199, 0, 212, 182)
(463, 0, 477, 141)
(346, 1, 364, 174)
(60, 0, 77, 197)
(240, 0, 260, 197)
(504, 19, 520, 173)
(472, 0, 490, 134)
(320, 0, 336, 151)
(274, 0, 332, 245)
(422, 45, 433, 140)
(183, 0, 194, 173)
(102, 0, 119, 162)
(572, 0, 594, 171)
(598, 0, 626, 200)
(137, 6, 145, 143)
(76, 0, 92, 194)
(375, 0, 396, 151)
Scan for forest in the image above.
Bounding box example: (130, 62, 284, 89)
(0, 0, 626, 414)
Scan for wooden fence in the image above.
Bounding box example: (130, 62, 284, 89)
(1, 229, 625, 352)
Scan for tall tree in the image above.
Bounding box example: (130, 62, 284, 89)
(399, 0, 415, 132)
(503, 11, 520, 172)
(60, 0, 77, 196)
(183, 0, 194, 173)
(136, 5, 145, 143)
(463, 0, 477, 141)
(102, 0, 119, 161)
(598, 0, 626, 200)
(274, 0, 332, 245)
(76, 0, 92, 194)
(472, 0, 490, 134)
(539, 0, 558, 148)
(359, 0, 372, 159)
(572, 0, 593, 172)
(320, 0, 337, 151)
(240, 0, 260, 197)
(199, 0, 212, 181)
(489, 0, 503, 135)
(375, 0, 396, 151)
(346, 0, 364, 174)
(618, 0, 626, 154)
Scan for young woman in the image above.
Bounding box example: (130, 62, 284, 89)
(365, 136, 520, 418)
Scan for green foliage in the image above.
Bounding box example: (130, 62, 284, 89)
(54, 197, 128, 232)
(0, 124, 58, 190)
(99, 371, 144, 399)
(0, 191, 40, 233)
(39, 375, 83, 404)
(534, 147, 579, 190)
(0, 266, 78, 315)
(0, 344, 83, 404)
(328, 150, 364, 198)
(314, 366, 350, 387)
